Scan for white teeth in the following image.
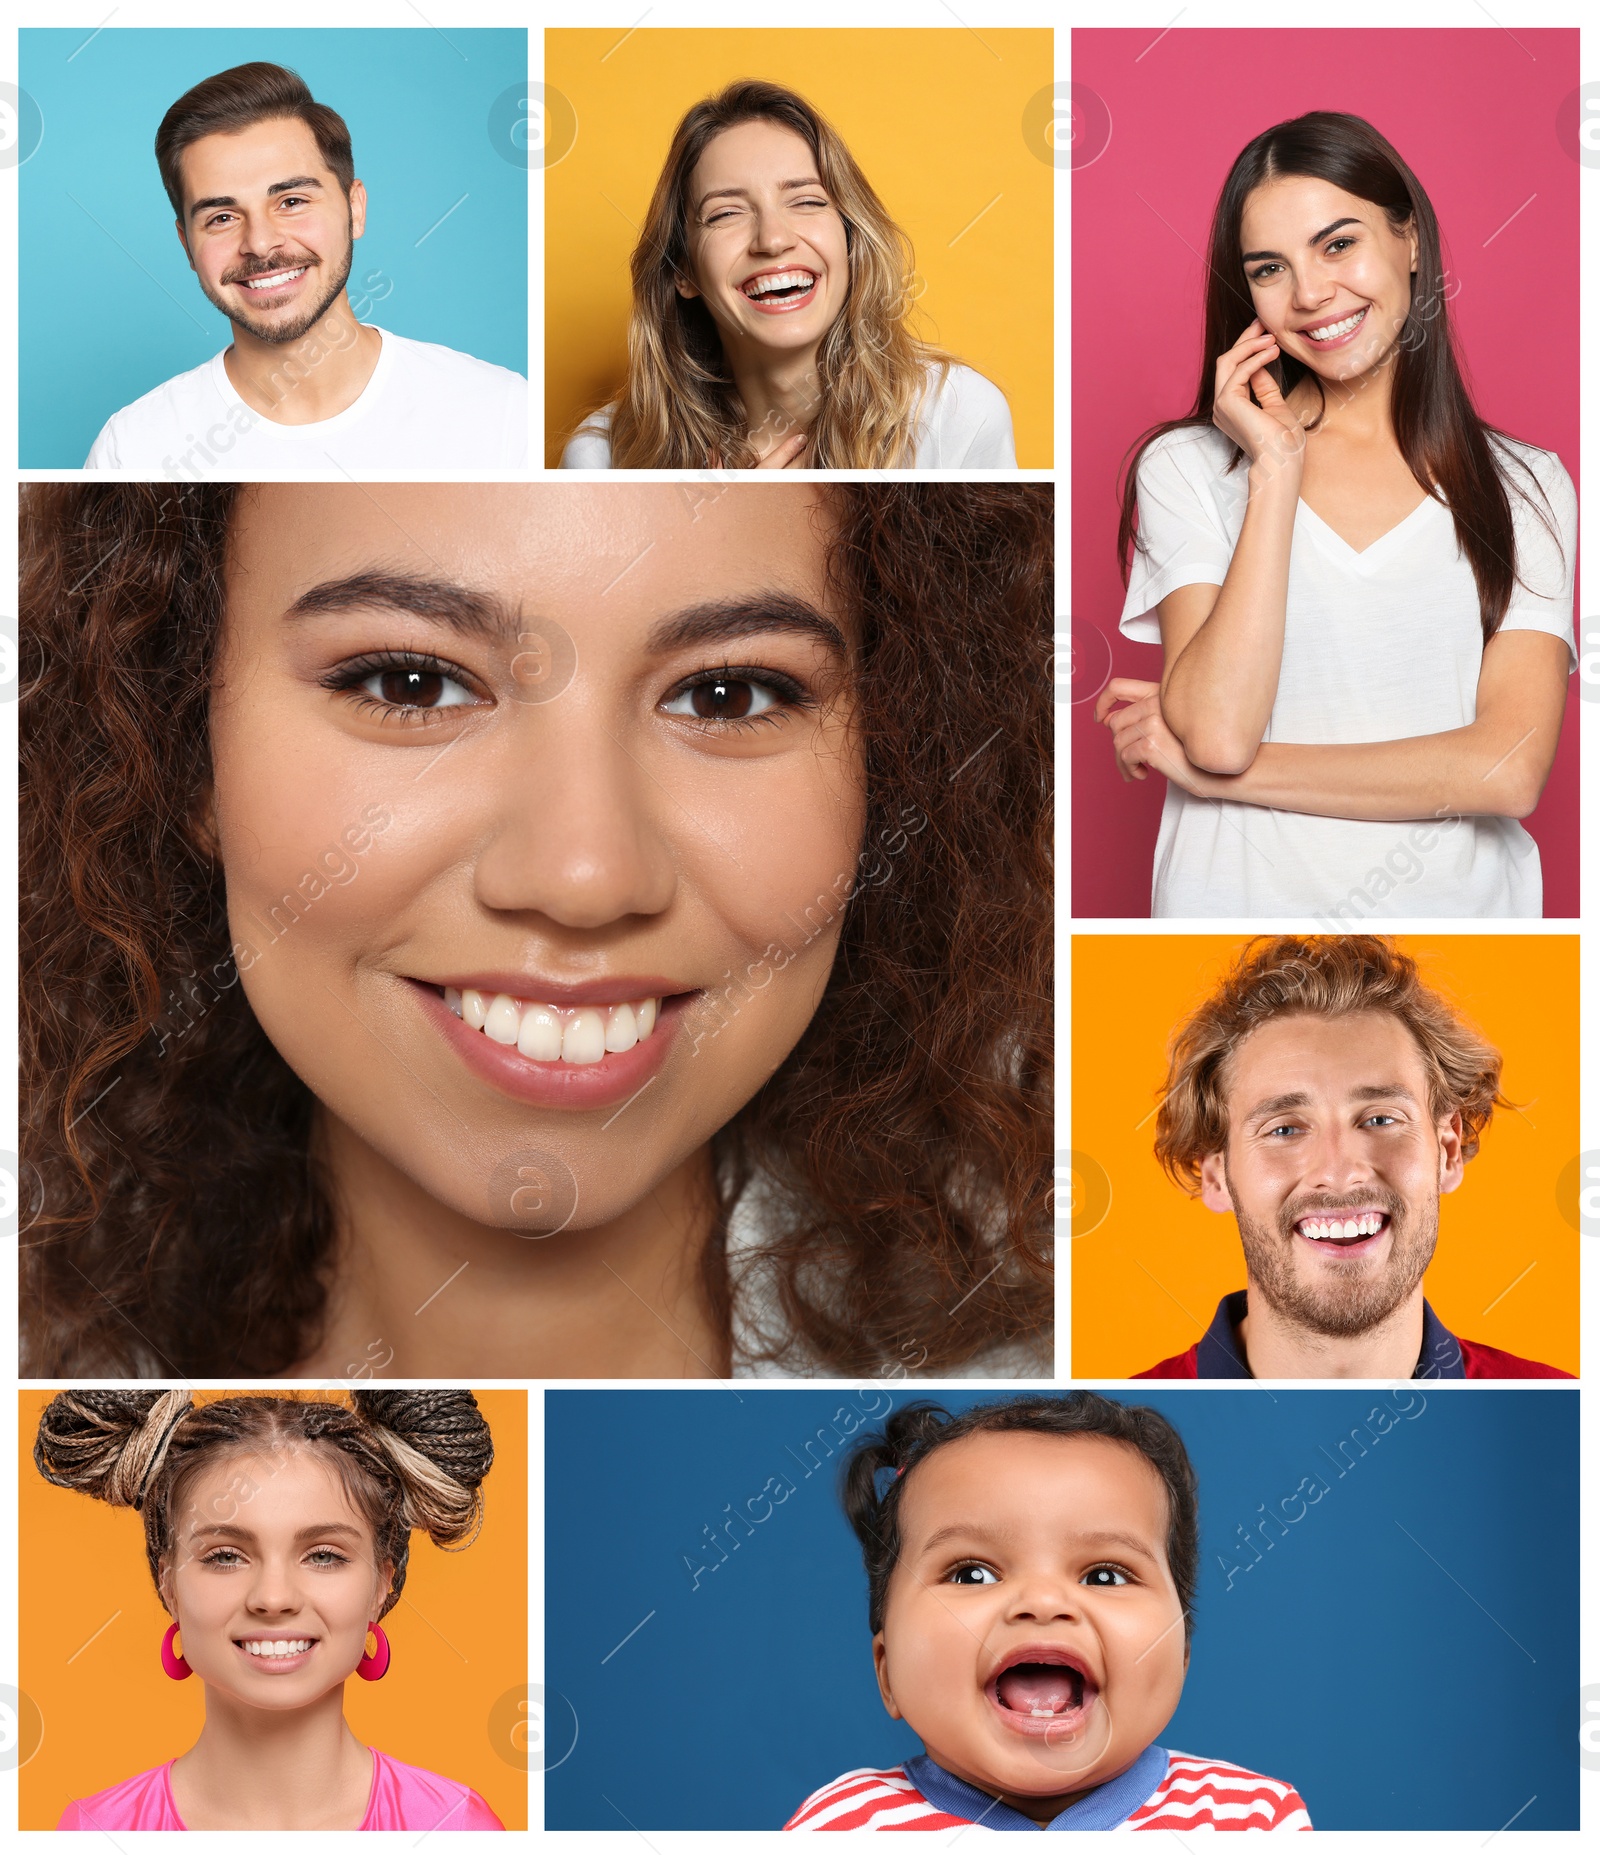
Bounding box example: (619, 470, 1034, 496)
(240, 267, 305, 290)
(484, 993, 521, 1046)
(448, 988, 665, 1065)
(743, 268, 817, 299)
(516, 1004, 564, 1063)
(561, 1008, 607, 1066)
(1305, 307, 1366, 342)
(243, 1638, 311, 1657)
(1301, 1212, 1383, 1241)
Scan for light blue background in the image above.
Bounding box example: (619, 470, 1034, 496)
(546, 1387, 1578, 1831)
(19, 27, 527, 467)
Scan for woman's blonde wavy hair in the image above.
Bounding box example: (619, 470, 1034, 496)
(1153, 936, 1507, 1194)
(591, 79, 952, 469)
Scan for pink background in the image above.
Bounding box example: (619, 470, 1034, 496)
(1071, 27, 1581, 918)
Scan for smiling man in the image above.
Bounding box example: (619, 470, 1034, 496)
(85, 63, 526, 475)
(1135, 936, 1569, 1380)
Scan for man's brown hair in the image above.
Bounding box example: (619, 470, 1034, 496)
(1154, 936, 1505, 1193)
(156, 62, 354, 219)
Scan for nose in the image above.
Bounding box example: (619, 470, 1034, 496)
(235, 207, 291, 261)
(244, 1554, 305, 1617)
(1290, 260, 1336, 316)
(747, 202, 796, 259)
(1004, 1569, 1084, 1627)
(469, 698, 679, 931)
(1298, 1121, 1379, 1195)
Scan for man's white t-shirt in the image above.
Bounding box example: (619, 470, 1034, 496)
(559, 361, 1017, 469)
(1119, 425, 1576, 920)
(85, 328, 528, 475)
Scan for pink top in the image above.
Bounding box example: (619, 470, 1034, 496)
(56, 1747, 505, 1831)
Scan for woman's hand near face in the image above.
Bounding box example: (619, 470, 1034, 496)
(752, 431, 809, 470)
(1212, 319, 1306, 479)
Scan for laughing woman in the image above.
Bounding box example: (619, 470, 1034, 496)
(560, 81, 1016, 470)
(1095, 112, 1575, 918)
(21, 481, 1050, 1379)
(36, 1389, 501, 1832)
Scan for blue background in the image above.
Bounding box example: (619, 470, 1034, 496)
(545, 1387, 1577, 1831)
(19, 27, 527, 467)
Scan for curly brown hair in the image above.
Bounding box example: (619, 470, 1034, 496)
(20, 483, 1052, 1377)
(33, 1388, 494, 1614)
(1154, 935, 1506, 1194)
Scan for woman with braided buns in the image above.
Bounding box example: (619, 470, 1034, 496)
(32, 1387, 504, 1832)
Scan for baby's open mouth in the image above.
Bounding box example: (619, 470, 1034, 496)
(443, 986, 661, 1066)
(741, 268, 817, 303)
(986, 1648, 1099, 1737)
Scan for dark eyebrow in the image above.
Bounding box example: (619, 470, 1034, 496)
(285, 574, 848, 660)
(1241, 216, 1363, 264)
(644, 594, 847, 660)
(284, 570, 520, 642)
(188, 175, 323, 219)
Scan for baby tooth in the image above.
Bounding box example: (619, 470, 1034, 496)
(604, 1003, 639, 1053)
(635, 996, 658, 1037)
(562, 1007, 607, 1065)
(517, 1004, 564, 1063)
(485, 993, 521, 1045)
(462, 988, 489, 1031)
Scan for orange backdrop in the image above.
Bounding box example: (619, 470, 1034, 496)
(18, 1388, 527, 1831)
(544, 27, 1054, 466)
(1070, 936, 1580, 1378)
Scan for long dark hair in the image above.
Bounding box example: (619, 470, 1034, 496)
(1117, 111, 1555, 643)
(20, 484, 1052, 1378)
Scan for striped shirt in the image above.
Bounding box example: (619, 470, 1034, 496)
(786, 1745, 1311, 1831)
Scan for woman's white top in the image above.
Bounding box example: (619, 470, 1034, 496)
(1119, 426, 1576, 920)
(560, 361, 1017, 469)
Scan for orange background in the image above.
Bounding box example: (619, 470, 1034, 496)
(544, 27, 1054, 467)
(18, 1389, 527, 1831)
(1070, 936, 1580, 1378)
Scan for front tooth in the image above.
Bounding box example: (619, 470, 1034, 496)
(561, 1008, 606, 1065)
(1343, 1219, 1358, 1239)
(517, 1003, 564, 1062)
(462, 988, 489, 1030)
(604, 1003, 639, 1053)
(635, 996, 658, 1037)
(484, 993, 521, 1044)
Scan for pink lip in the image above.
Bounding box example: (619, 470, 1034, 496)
(1294, 304, 1369, 350)
(410, 979, 690, 1111)
(233, 1638, 317, 1675)
(983, 1644, 1101, 1742)
(738, 266, 821, 316)
(1293, 1208, 1392, 1258)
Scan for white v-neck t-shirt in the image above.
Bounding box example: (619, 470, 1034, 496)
(559, 361, 1016, 469)
(1119, 426, 1576, 920)
(84, 328, 528, 476)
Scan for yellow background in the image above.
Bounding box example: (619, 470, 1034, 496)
(19, 1389, 528, 1831)
(1071, 936, 1580, 1378)
(544, 28, 1054, 466)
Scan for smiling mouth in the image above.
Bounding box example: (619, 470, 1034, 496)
(234, 266, 309, 294)
(995, 1662, 1086, 1718)
(1301, 305, 1368, 343)
(443, 987, 663, 1066)
(741, 268, 818, 306)
(236, 1636, 316, 1658)
(1294, 1209, 1391, 1247)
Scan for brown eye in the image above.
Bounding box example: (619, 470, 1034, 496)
(691, 676, 755, 719)
(380, 668, 444, 706)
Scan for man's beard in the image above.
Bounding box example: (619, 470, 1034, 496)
(200, 227, 354, 345)
(1231, 1167, 1439, 1339)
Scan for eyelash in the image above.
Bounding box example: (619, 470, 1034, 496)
(207, 196, 309, 229)
(321, 650, 817, 734)
(706, 197, 829, 224)
(1247, 235, 1357, 283)
(944, 1560, 1134, 1587)
(198, 1547, 351, 1567)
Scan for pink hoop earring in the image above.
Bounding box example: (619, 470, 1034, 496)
(356, 1622, 390, 1681)
(160, 1622, 193, 1681)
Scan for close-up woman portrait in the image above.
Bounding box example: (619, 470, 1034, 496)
(1083, 101, 1577, 918)
(21, 481, 1051, 1380)
(25, 1388, 518, 1831)
(560, 80, 1017, 471)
